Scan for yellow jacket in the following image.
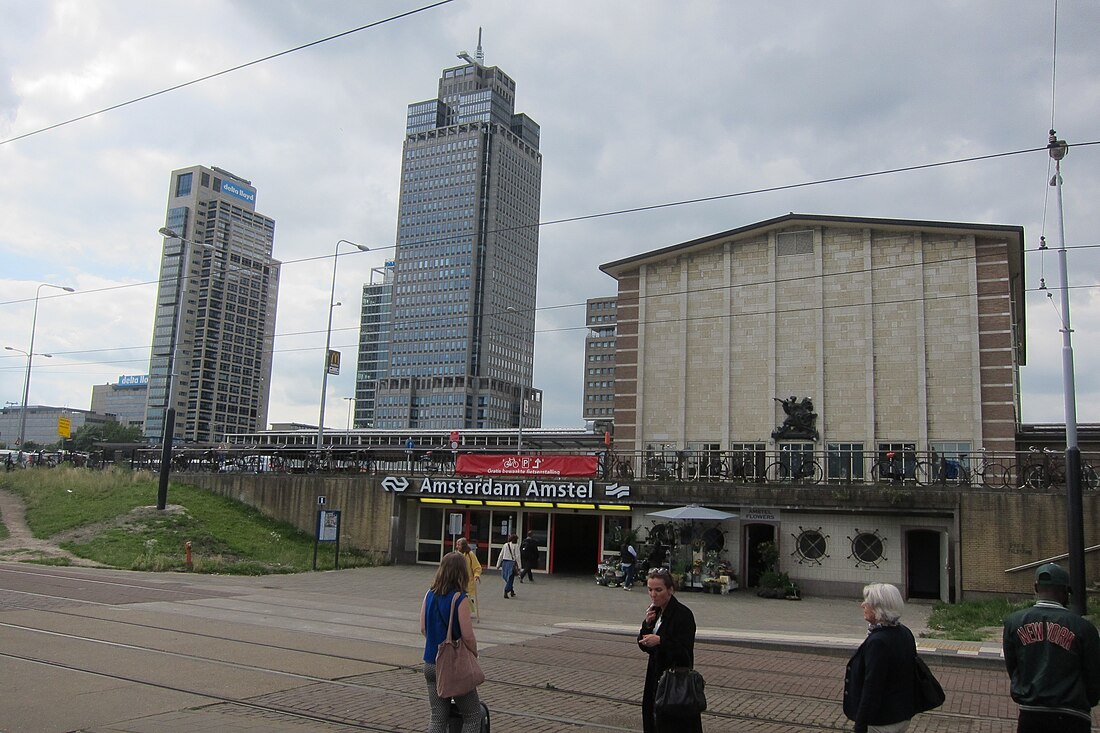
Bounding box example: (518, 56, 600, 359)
(463, 548, 482, 596)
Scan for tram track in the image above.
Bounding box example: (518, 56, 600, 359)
(0, 613, 1009, 732)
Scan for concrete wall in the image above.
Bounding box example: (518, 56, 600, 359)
(184, 474, 396, 556)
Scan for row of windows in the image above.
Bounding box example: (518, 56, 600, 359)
(586, 394, 614, 402)
(586, 381, 614, 389)
(588, 354, 613, 362)
(587, 367, 615, 375)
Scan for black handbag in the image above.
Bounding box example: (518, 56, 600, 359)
(654, 667, 707, 715)
(913, 654, 945, 713)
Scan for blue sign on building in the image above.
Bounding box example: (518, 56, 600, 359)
(220, 179, 256, 205)
(117, 375, 149, 388)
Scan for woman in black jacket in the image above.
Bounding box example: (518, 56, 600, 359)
(637, 567, 702, 733)
(843, 582, 917, 733)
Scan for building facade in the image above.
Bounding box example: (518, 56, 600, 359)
(582, 296, 618, 426)
(365, 44, 543, 431)
(593, 213, 1026, 599)
(90, 375, 149, 429)
(145, 165, 280, 445)
(0, 405, 115, 447)
(353, 264, 394, 428)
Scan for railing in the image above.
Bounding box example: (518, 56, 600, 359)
(64, 445, 1100, 490)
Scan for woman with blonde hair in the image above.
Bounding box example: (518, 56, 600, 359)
(843, 582, 917, 733)
(420, 551, 483, 732)
(455, 537, 482, 615)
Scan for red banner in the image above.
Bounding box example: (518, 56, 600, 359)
(456, 454, 599, 478)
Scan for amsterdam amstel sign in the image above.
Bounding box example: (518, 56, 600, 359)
(382, 475, 632, 501)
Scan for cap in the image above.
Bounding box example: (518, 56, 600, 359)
(1035, 562, 1070, 587)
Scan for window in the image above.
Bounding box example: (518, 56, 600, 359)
(176, 172, 193, 197)
(827, 443, 864, 482)
(877, 442, 917, 480)
(849, 529, 886, 567)
(793, 527, 829, 565)
(777, 229, 813, 256)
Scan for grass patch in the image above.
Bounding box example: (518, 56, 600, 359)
(1, 467, 382, 574)
(927, 598, 1100, 641)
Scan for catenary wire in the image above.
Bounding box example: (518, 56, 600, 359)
(0, 1, 457, 147)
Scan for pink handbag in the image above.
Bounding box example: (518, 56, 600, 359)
(434, 592, 485, 698)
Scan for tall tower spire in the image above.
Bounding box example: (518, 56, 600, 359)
(476, 27, 484, 64)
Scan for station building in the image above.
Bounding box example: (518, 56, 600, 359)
(202, 213, 1100, 601)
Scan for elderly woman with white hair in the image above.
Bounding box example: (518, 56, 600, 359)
(843, 583, 917, 733)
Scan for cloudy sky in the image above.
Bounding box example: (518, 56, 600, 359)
(2, 0, 1099, 434)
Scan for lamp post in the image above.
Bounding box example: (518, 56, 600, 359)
(1046, 131, 1087, 614)
(154, 227, 212, 510)
(317, 240, 369, 449)
(6, 346, 53, 448)
(15, 283, 74, 448)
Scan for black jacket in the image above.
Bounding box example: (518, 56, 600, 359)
(1003, 600, 1100, 720)
(844, 624, 917, 733)
(520, 536, 539, 562)
(637, 595, 701, 733)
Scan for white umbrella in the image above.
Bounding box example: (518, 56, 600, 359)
(646, 504, 738, 521)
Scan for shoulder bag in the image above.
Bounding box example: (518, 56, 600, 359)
(913, 654, 945, 712)
(655, 666, 707, 715)
(434, 592, 485, 698)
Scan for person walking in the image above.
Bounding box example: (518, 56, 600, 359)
(637, 567, 702, 733)
(621, 541, 638, 590)
(499, 533, 520, 598)
(519, 529, 538, 583)
(419, 551, 483, 733)
(455, 537, 482, 617)
(843, 583, 917, 733)
(1003, 562, 1100, 733)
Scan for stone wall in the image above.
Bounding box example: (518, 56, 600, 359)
(183, 474, 396, 557)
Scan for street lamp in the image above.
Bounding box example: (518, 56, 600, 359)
(318, 239, 369, 448)
(344, 396, 355, 432)
(154, 227, 213, 510)
(15, 283, 74, 448)
(1046, 130, 1088, 614)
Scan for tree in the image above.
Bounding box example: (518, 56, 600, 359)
(70, 422, 144, 451)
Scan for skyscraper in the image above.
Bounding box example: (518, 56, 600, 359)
(353, 263, 394, 428)
(145, 165, 280, 444)
(366, 41, 543, 430)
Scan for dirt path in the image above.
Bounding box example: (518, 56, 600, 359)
(0, 488, 100, 565)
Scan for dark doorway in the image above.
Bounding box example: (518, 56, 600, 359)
(551, 514, 600, 574)
(906, 529, 941, 599)
(743, 523, 776, 588)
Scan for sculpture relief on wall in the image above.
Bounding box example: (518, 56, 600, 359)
(771, 396, 819, 441)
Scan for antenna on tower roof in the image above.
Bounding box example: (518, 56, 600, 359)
(476, 27, 484, 64)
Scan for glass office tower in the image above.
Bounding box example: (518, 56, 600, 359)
(145, 165, 280, 444)
(369, 50, 543, 430)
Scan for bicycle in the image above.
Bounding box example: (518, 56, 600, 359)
(870, 450, 935, 485)
(947, 449, 1008, 489)
(727, 451, 764, 482)
(688, 454, 727, 481)
(602, 452, 634, 480)
(765, 454, 823, 484)
(415, 450, 455, 476)
(1021, 446, 1099, 490)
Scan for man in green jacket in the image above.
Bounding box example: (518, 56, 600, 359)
(1003, 562, 1100, 733)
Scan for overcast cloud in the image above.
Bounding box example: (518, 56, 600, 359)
(1, 1, 1099, 433)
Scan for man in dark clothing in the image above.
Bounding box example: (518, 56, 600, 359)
(1003, 562, 1100, 733)
(518, 530, 539, 583)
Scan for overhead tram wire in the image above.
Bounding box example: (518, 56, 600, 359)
(3, 138, 1099, 312)
(3, 141, 1099, 371)
(0, 0, 457, 147)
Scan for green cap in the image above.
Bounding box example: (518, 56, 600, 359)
(1035, 562, 1070, 587)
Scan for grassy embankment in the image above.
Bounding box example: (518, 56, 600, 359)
(0, 466, 381, 574)
(926, 597, 1100, 642)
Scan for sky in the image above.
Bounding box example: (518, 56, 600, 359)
(1, 0, 1099, 434)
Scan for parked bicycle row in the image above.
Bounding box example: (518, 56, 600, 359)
(601, 446, 1100, 490)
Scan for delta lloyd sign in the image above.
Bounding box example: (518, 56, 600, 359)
(382, 475, 632, 501)
(220, 179, 256, 204)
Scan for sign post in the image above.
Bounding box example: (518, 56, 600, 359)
(312, 498, 341, 570)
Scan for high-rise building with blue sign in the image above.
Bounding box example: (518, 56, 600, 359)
(145, 165, 280, 444)
(362, 41, 544, 430)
